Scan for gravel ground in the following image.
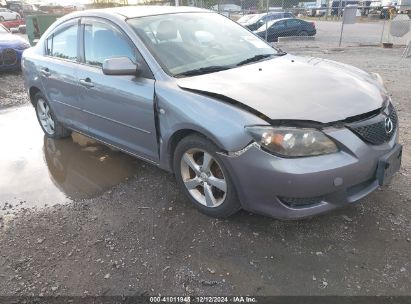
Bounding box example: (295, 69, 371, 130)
(0, 46, 410, 297)
(0, 70, 28, 108)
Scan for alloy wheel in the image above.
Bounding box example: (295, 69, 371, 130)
(37, 98, 55, 135)
(180, 148, 227, 208)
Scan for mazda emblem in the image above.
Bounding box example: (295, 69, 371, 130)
(385, 117, 394, 134)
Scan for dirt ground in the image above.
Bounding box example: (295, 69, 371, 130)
(0, 46, 410, 297)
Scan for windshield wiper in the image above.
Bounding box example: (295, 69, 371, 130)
(236, 54, 275, 66)
(174, 65, 233, 77)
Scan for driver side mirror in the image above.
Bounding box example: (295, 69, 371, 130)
(102, 57, 139, 76)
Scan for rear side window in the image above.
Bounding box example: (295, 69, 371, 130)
(46, 24, 78, 61)
(84, 23, 135, 67)
(274, 20, 287, 29)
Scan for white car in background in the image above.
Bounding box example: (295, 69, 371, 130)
(0, 8, 21, 21)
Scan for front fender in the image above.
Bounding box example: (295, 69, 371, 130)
(154, 80, 267, 171)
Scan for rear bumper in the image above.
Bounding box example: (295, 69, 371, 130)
(220, 127, 399, 219)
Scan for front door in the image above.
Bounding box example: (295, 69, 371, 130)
(77, 18, 158, 163)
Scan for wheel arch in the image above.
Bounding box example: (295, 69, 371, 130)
(29, 86, 42, 106)
(164, 128, 226, 173)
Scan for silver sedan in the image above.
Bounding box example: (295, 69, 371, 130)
(22, 6, 402, 219)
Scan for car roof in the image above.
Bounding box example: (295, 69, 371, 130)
(272, 17, 298, 22)
(85, 5, 209, 19)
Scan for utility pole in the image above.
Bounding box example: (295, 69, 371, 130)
(265, 0, 269, 41)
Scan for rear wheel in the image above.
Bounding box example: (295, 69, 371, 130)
(174, 135, 241, 218)
(16, 15, 21, 20)
(0, 16, 5, 22)
(34, 92, 71, 139)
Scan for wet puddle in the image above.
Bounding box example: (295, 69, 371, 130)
(0, 106, 140, 214)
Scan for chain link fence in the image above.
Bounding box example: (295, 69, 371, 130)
(166, 0, 411, 48)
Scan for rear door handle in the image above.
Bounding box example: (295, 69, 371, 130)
(41, 68, 51, 77)
(79, 78, 94, 88)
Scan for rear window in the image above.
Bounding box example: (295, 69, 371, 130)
(46, 24, 78, 61)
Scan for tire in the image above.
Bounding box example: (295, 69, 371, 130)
(173, 134, 241, 218)
(33, 92, 71, 139)
(0, 16, 5, 22)
(16, 15, 21, 20)
(299, 30, 309, 36)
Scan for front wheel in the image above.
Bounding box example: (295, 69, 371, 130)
(0, 16, 5, 22)
(34, 92, 71, 139)
(173, 135, 241, 218)
(299, 30, 309, 36)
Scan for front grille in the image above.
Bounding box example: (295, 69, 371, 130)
(347, 103, 397, 145)
(0, 48, 17, 66)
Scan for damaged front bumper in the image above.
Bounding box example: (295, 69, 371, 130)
(219, 127, 400, 219)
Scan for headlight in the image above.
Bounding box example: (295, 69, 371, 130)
(245, 126, 338, 157)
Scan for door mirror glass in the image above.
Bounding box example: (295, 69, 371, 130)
(102, 57, 138, 76)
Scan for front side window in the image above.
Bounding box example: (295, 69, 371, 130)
(128, 12, 277, 77)
(48, 24, 78, 61)
(84, 22, 135, 67)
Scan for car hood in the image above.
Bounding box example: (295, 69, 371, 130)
(176, 55, 386, 124)
(0, 33, 27, 47)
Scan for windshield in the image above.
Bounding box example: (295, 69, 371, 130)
(257, 20, 277, 31)
(244, 13, 264, 24)
(127, 12, 277, 77)
(237, 14, 256, 23)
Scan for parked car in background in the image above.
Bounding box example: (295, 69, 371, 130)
(0, 18, 25, 30)
(254, 18, 316, 42)
(315, 5, 328, 16)
(22, 4, 38, 15)
(305, 3, 318, 16)
(0, 7, 21, 21)
(236, 14, 257, 23)
(22, 6, 401, 219)
(240, 12, 295, 31)
(0, 23, 30, 71)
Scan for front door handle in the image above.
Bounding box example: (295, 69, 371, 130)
(79, 78, 94, 88)
(41, 68, 51, 77)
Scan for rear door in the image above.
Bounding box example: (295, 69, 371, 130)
(286, 19, 303, 36)
(77, 18, 158, 162)
(39, 19, 86, 131)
